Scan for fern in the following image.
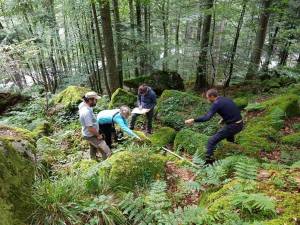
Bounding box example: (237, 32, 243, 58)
(119, 181, 171, 225)
(232, 192, 276, 217)
(234, 160, 258, 180)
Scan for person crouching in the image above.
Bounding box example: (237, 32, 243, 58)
(97, 106, 141, 148)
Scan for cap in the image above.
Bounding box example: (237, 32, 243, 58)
(84, 91, 101, 100)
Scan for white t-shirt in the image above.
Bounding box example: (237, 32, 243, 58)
(78, 102, 99, 137)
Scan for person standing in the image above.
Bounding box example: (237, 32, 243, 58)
(130, 84, 157, 134)
(79, 92, 111, 160)
(97, 106, 141, 148)
(185, 89, 243, 164)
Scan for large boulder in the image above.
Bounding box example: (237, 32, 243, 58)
(108, 88, 136, 109)
(0, 92, 29, 114)
(0, 125, 36, 224)
(102, 150, 166, 190)
(156, 90, 219, 134)
(124, 70, 185, 95)
(50, 86, 91, 113)
(237, 94, 300, 155)
(174, 129, 209, 156)
(149, 127, 176, 147)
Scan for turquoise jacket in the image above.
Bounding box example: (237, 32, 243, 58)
(97, 109, 139, 139)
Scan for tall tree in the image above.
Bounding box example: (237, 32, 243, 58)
(224, 0, 247, 87)
(194, 0, 214, 90)
(112, 0, 123, 86)
(99, 0, 120, 93)
(245, 0, 273, 80)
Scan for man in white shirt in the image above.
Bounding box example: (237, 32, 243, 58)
(79, 91, 111, 160)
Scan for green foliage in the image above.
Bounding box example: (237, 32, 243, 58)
(234, 97, 248, 110)
(281, 132, 300, 146)
(103, 150, 166, 190)
(156, 90, 218, 134)
(234, 159, 259, 180)
(290, 160, 300, 169)
(108, 88, 136, 109)
(30, 176, 85, 225)
(76, 196, 127, 225)
(174, 129, 209, 156)
(120, 181, 171, 224)
(232, 193, 276, 218)
(149, 126, 176, 146)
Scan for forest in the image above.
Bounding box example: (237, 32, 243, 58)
(0, 0, 300, 224)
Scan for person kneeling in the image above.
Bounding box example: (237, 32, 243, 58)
(97, 106, 141, 148)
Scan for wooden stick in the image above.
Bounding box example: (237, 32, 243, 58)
(161, 147, 201, 168)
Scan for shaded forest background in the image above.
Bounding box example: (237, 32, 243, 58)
(0, 0, 300, 94)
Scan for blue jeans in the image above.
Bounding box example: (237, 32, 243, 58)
(207, 122, 243, 157)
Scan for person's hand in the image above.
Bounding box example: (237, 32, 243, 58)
(185, 119, 195, 125)
(97, 134, 103, 140)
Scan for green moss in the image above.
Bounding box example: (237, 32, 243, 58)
(174, 129, 209, 156)
(0, 199, 15, 225)
(281, 132, 300, 146)
(31, 120, 52, 139)
(104, 150, 166, 190)
(52, 85, 91, 111)
(233, 97, 248, 110)
(156, 90, 218, 134)
(0, 126, 36, 224)
(108, 88, 136, 109)
(149, 127, 176, 146)
(215, 142, 246, 159)
(237, 94, 300, 155)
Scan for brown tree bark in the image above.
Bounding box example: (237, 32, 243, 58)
(224, 0, 247, 87)
(194, 0, 214, 91)
(99, 0, 120, 93)
(112, 0, 123, 86)
(245, 0, 272, 80)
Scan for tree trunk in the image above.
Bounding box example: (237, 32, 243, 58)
(91, 1, 111, 96)
(278, 41, 290, 66)
(175, 10, 181, 72)
(245, 0, 272, 80)
(162, 0, 169, 71)
(112, 0, 123, 86)
(129, 0, 139, 76)
(194, 0, 214, 91)
(261, 25, 279, 72)
(99, 0, 120, 93)
(224, 0, 247, 87)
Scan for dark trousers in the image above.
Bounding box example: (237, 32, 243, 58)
(99, 123, 116, 148)
(207, 122, 243, 157)
(130, 108, 154, 132)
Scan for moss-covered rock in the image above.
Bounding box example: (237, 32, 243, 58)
(108, 88, 136, 109)
(0, 92, 29, 114)
(0, 125, 36, 224)
(31, 120, 52, 139)
(123, 70, 185, 95)
(237, 94, 300, 155)
(215, 141, 246, 159)
(104, 150, 166, 190)
(174, 129, 209, 156)
(51, 86, 91, 112)
(233, 97, 248, 110)
(156, 90, 219, 134)
(281, 132, 300, 146)
(149, 127, 176, 146)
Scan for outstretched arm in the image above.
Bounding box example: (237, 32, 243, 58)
(185, 103, 218, 125)
(115, 117, 140, 139)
